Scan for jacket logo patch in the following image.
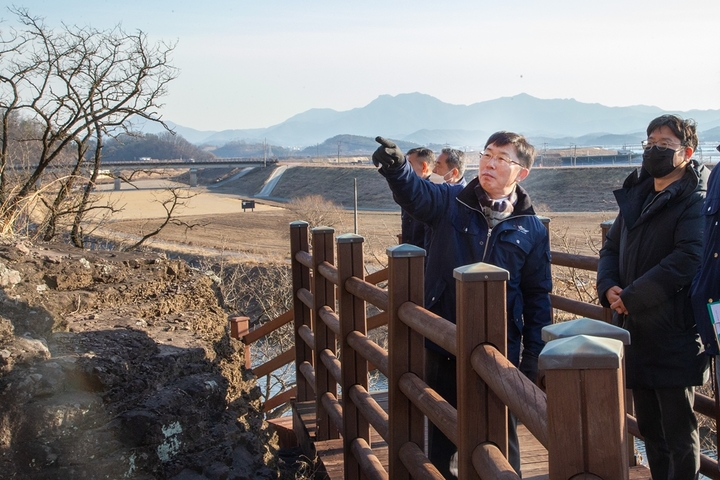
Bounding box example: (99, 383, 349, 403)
(517, 225, 529, 234)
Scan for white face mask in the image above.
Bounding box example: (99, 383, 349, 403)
(427, 172, 446, 184)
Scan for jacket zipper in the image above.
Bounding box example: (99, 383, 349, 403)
(455, 197, 532, 261)
(641, 190, 669, 216)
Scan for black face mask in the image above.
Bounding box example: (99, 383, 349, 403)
(642, 146, 679, 178)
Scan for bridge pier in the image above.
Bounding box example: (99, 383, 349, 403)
(114, 176, 121, 191)
(189, 168, 197, 187)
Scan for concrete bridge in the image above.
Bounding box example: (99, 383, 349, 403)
(101, 158, 275, 189)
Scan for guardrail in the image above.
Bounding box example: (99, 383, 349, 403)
(231, 219, 720, 479)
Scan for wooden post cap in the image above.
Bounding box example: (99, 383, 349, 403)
(541, 317, 631, 345)
(539, 334, 624, 370)
(289, 220, 309, 228)
(336, 233, 364, 244)
(311, 226, 335, 234)
(386, 243, 426, 258)
(229, 316, 250, 340)
(453, 262, 509, 282)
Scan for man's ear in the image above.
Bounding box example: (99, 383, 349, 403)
(422, 162, 431, 177)
(516, 167, 530, 183)
(684, 146, 694, 160)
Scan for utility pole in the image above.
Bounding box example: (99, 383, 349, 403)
(337, 141, 341, 164)
(263, 138, 267, 167)
(354, 178, 358, 234)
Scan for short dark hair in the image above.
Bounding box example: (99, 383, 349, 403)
(646, 115, 698, 150)
(441, 148, 466, 177)
(484, 131, 536, 169)
(406, 147, 436, 168)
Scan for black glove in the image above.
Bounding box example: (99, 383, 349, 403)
(519, 352, 539, 383)
(372, 136, 406, 169)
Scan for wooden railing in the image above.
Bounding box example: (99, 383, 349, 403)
(232, 220, 720, 479)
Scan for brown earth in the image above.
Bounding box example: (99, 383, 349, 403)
(97, 164, 632, 261)
(0, 240, 302, 479)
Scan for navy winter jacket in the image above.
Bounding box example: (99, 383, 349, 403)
(692, 164, 720, 356)
(382, 161, 552, 367)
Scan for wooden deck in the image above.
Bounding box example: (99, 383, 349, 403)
(291, 391, 651, 479)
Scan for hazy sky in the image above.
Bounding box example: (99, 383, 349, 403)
(6, 0, 720, 131)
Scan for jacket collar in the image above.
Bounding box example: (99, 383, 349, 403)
(615, 160, 707, 228)
(456, 177, 536, 216)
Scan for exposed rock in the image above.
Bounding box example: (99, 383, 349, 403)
(0, 241, 283, 479)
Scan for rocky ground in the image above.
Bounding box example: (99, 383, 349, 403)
(0, 240, 296, 479)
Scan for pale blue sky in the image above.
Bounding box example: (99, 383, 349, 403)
(5, 0, 720, 131)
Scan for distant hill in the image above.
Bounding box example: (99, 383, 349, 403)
(141, 93, 720, 150)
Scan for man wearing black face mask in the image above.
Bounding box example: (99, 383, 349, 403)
(597, 114, 709, 480)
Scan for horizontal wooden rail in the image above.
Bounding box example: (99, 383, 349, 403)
(297, 324, 315, 350)
(398, 442, 444, 480)
(253, 347, 295, 378)
(297, 287, 313, 310)
(319, 348, 342, 386)
(367, 311, 388, 331)
(472, 443, 520, 480)
(345, 276, 389, 311)
(550, 294, 604, 320)
(348, 384, 389, 441)
(398, 371, 458, 446)
(242, 309, 294, 345)
(263, 386, 296, 412)
(298, 361, 316, 393)
(295, 250, 313, 269)
(347, 331, 389, 377)
(471, 344, 548, 448)
(365, 267, 389, 285)
(318, 306, 341, 336)
(701, 454, 720, 480)
(351, 437, 389, 480)
(550, 251, 599, 271)
(321, 391, 344, 435)
(694, 392, 717, 419)
(317, 260, 339, 286)
(398, 302, 457, 357)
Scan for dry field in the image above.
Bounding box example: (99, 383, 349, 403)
(93, 178, 613, 263)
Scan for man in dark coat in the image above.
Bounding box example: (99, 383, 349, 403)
(597, 114, 709, 480)
(373, 132, 552, 478)
(400, 147, 435, 249)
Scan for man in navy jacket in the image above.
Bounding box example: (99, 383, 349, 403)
(373, 132, 552, 477)
(691, 146, 720, 358)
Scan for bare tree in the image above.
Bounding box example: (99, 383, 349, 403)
(0, 8, 178, 242)
(287, 194, 345, 229)
(121, 187, 202, 252)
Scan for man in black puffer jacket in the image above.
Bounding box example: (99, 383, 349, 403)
(597, 114, 709, 480)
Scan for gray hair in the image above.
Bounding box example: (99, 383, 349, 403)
(441, 148, 466, 177)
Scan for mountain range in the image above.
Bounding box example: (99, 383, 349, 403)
(143, 93, 720, 149)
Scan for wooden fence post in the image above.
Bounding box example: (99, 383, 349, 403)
(540, 334, 628, 479)
(290, 221, 313, 403)
(336, 233, 370, 480)
(229, 316, 252, 369)
(455, 262, 509, 480)
(387, 244, 426, 480)
(311, 226, 338, 441)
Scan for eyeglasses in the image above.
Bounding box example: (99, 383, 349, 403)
(480, 151, 523, 167)
(641, 140, 683, 152)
